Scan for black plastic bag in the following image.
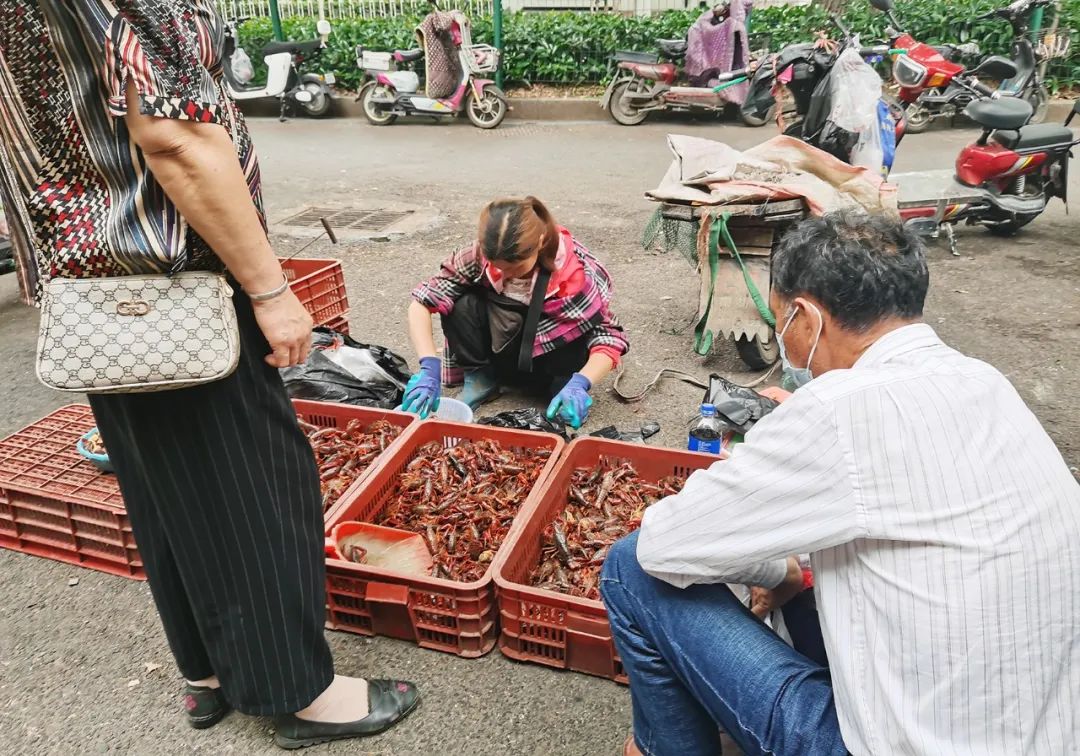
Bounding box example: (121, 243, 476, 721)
(478, 408, 570, 439)
(280, 327, 411, 409)
(704, 375, 778, 434)
(589, 422, 661, 444)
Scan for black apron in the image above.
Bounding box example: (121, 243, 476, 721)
(488, 267, 551, 374)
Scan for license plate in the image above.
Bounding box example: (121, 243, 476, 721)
(323, 72, 336, 84)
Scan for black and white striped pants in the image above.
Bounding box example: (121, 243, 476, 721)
(90, 290, 334, 715)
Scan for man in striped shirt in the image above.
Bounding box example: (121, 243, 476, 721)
(602, 211, 1080, 755)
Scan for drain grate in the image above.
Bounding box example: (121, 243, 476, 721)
(281, 207, 415, 232)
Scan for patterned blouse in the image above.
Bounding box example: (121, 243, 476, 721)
(412, 228, 630, 366)
(0, 0, 260, 305)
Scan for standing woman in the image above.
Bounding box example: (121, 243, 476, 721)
(405, 197, 628, 428)
(0, 1, 416, 749)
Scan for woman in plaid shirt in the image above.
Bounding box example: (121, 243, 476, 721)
(405, 197, 628, 428)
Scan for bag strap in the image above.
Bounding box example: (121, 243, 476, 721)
(518, 266, 552, 373)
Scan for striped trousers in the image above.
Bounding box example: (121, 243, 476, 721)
(89, 290, 334, 715)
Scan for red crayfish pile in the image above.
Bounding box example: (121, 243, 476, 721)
(529, 461, 687, 600)
(298, 418, 403, 512)
(375, 439, 551, 582)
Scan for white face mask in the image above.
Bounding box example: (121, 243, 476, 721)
(776, 301, 823, 389)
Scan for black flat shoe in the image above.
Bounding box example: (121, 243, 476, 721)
(184, 684, 231, 730)
(273, 679, 420, 750)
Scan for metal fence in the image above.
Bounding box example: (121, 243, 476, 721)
(218, 0, 493, 19)
(218, 0, 805, 18)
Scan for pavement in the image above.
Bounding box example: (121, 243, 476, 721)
(1, 115, 1079, 755)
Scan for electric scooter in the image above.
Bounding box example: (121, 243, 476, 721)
(221, 17, 335, 120)
(886, 0, 1064, 131)
(601, 4, 772, 127)
(893, 87, 1077, 252)
(356, 10, 507, 129)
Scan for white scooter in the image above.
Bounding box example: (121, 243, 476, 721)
(222, 17, 336, 120)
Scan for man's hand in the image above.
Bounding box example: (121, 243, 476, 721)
(750, 556, 804, 619)
(251, 289, 313, 368)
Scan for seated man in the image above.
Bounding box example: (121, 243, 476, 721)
(602, 211, 1079, 756)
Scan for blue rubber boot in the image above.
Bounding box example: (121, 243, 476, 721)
(459, 367, 500, 410)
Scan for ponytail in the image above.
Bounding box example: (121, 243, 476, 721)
(478, 196, 561, 272)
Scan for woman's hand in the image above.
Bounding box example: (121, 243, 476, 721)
(402, 357, 442, 419)
(252, 289, 313, 368)
(547, 373, 593, 429)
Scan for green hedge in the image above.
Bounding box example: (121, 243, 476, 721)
(237, 0, 1080, 91)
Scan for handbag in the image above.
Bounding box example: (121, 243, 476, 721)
(35, 272, 241, 394)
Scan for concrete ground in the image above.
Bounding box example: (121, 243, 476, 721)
(1, 115, 1078, 755)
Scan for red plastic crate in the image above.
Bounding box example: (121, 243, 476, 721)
(0, 402, 413, 580)
(493, 437, 719, 682)
(292, 399, 416, 521)
(322, 312, 350, 335)
(323, 421, 565, 657)
(281, 257, 348, 327)
(0, 405, 142, 579)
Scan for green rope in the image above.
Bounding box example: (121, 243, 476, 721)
(692, 212, 776, 356)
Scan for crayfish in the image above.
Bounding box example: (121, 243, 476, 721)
(298, 417, 402, 512)
(375, 439, 549, 582)
(529, 460, 687, 600)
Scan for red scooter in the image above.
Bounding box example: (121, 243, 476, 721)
(891, 57, 1078, 252)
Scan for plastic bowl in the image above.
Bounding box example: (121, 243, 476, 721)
(76, 428, 114, 473)
(395, 396, 474, 424)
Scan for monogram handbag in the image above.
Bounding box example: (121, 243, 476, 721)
(35, 272, 241, 394)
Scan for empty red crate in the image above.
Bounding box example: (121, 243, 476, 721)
(281, 257, 348, 327)
(493, 437, 719, 682)
(0, 405, 142, 579)
(323, 421, 565, 657)
(292, 399, 416, 520)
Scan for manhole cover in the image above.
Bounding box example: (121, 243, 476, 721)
(281, 206, 415, 233)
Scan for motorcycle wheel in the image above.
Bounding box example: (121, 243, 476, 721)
(299, 82, 332, 118)
(903, 103, 931, 134)
(735, 334, 779, 370)
(607, 80, 649, 126)
(1026, 85, 1050, 125)
(986, 177, 1044, 236)
(740, 102, 776, 128)
(466, 86, 508, 129)
(359, 82, 397, 126)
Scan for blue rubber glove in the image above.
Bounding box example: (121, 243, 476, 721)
(546, 373, 593, 430)
(402, 356, 441, 419)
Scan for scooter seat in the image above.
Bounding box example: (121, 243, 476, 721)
(394, 48, 424, 63)
(261, 38, 322, 57)
(656, 38, 688, 59)
(964, 97, 1033, 131)
(993, 123, 1075, 150)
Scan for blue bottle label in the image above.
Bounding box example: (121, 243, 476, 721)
(688, 436, 722, 455)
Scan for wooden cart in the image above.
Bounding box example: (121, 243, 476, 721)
(658, 198, 807, 369)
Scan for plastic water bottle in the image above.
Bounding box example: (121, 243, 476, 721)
(687, 403, 729, 455)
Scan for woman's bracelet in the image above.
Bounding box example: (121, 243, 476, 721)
(248, 273, 290, 302)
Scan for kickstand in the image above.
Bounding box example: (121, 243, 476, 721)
(278, 98, 290, 123)
(943, 223, 959, 256)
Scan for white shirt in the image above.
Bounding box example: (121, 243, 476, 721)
(637, 324, 1080, 755)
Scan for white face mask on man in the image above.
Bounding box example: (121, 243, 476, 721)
(775, 300, 823, 389)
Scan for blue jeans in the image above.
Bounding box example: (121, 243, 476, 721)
(600, 532, 847, 756)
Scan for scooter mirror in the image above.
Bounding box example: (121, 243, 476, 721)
(868, 0, 894, 12)
(316, 19, 332, 37)
(904, 217, 939, 238)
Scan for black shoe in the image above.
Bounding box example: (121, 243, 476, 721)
(273, 679, 420, 750)
(183, 684, 231, 730)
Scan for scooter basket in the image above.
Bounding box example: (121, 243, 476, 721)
(466, 44, 499, 74)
